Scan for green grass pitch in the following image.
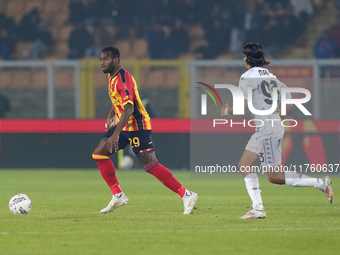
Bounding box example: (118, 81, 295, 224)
(0, 169, 339, 255)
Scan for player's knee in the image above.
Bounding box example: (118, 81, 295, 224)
(238, 161, 245, 170)
(268, 177, 284, 185)
(268, 177, 276, 184)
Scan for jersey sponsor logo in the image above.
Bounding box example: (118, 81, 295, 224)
(112, 98, 121, 105)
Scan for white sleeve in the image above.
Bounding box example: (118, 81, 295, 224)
(280, 81, 292, 99)
(238, 76, 249, 99)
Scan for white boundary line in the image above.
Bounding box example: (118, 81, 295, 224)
(1, 227, 339, 235)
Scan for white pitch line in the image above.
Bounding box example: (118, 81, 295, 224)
(0, 227, 339, 235)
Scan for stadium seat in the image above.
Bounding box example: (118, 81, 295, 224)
(12, 42, 32, 59)
(224, 70, 243, 79)
(6, 0, 24, 23)
(217, 54, 234, 60)
(0, 1, 6, 13)
(13, 70, 31, 89)
(33, 69, 47, 89)
(94, 67, 109, 88)
(54, 69, 75, 89)
(133, 39, 149, 59)
(59, 26, 73, 42)
(55, 42, 69, 59)
(115, 40, 132, 59)
(24, 0, 43, 13)
(164, 69, 180, 88)
(142, 69, 165, 88)
(43, 0, 57, 14)
(178, 53, 201, 60)
(0, 70, 14, 89)
(54, 11, 70, 26)
(200, 68, 225, 79)
(196, 69, 206, 79)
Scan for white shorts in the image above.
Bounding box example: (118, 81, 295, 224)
(245, 134, 283, 167)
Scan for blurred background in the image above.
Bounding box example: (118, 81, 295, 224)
(0, 0, 339, 170)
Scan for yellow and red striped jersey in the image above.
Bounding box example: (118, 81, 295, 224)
(108, 67, 151, 131)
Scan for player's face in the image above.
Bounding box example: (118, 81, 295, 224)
(100, 51, 118, 74)
(243, 53, 247, 63)
(243, 53, 250, 69)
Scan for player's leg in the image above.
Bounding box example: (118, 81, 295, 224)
(264, 168, 334, 203)
(92, 127, 129, 213)
(264, 136, 334, 203)
(238, 149, 266, 219)
(132, 130, 198, 214)
(92, 140, 121, 195)
(265, 169, 334, 203)
(139, 151, 186, 196)
(139, 152, 199, 214)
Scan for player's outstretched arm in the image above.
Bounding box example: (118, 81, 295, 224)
(107, 103, 134, 153)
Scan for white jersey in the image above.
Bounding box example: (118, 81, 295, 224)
(238, 67, 292, 138)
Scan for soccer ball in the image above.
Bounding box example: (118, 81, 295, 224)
(9, 194, 32, 214)
(122, 155, 134, 170)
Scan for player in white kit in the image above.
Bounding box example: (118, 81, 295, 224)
(221, 43, 334, 219)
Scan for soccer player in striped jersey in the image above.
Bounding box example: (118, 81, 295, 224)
(92, 46, 198, 214)
(221, 43, 334, 219)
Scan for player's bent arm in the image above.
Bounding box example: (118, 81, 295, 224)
(105, 106, 116, 130)
(107, 103, 134, 153)
(112, 103, 134, 136)
(107, 106, 116, 119)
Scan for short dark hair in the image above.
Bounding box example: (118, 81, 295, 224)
(102, 46, 120, 59)
(243, 43, 270, 67)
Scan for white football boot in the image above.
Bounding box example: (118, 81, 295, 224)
(100, 192, 129, 213)
(182, 190, 199, 214)
(321, 176, 334, 203)
(238, 208, 266, 219)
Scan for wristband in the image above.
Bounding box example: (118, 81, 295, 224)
(105, 122, 114, 129)
(224, 107, 229, 116)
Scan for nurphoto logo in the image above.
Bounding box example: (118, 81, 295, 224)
(197, 82, 312, 128)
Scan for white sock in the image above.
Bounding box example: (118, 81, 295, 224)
(244, 173, 264, 210)
(285, 171, 323, 189)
